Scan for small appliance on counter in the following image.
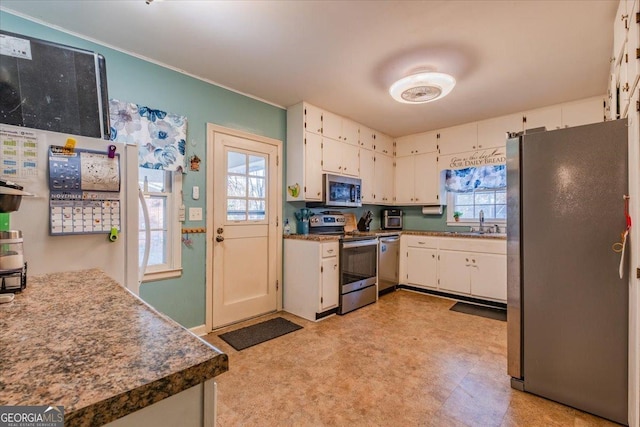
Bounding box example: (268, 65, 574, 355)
(357, 211, 373, 232)
(381, 208, 403, 230)
(0, 180, 32, 295)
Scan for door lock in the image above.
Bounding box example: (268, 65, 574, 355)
(216, 235, 224, 242)
(217, 228, 224, 234)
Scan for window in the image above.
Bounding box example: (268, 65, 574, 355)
(447, 188, 507, 224)
(226, 150, 267, 222)
(139, 167, 182, 281)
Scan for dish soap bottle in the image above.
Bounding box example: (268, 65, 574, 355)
(283, 219, 291, 236)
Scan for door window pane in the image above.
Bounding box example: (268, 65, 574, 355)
(226, 150, 268, 222)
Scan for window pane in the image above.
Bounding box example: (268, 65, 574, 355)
(459, 206, 474, 219)
(227, 198, 246, 221)
(144, 196, 166, 229)
(228, 152, 246, 174)
(475, 205, 495, 218)
(139, 230, 167, 266)
(475, 192, 495, 205)
(495, 205, 507, 219)
(248, 200, 265, 220)
(249, 155, 266, 176)
(248, 177, 265, 198)
(495, 190, 506, 204)
(227, 175, 246, 197)
(455, 193, 473, 205)
(139, 168, 167, 192)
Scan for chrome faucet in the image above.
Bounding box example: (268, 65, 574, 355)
(479, 209, 485, 232)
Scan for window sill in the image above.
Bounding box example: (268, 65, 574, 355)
(446, 220, 506, 228)
(142, 268, 183, 283)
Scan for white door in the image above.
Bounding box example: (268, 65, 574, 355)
(438, 250, 471, 294)
(211, 131, 280, 328)
(394, 156, 415, 204)
(406, 247, 437, 288)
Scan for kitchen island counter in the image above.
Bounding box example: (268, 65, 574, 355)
(0, 268, 228, 426)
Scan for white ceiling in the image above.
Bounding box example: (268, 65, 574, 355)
(1, 0, 618, 137)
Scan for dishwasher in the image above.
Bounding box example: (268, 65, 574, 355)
(378, 235, 400, 295)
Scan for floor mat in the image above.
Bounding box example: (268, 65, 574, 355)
(449, 301, 507, 321)
(218, 317, 303, 351)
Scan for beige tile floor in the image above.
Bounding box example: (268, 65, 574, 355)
(203, 290, 618, 427)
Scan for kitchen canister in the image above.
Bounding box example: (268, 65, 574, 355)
(0, 230, 24, 271)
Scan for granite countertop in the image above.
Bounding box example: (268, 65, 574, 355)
(0, 269, 228, 426)
(285, 230, 506, 241)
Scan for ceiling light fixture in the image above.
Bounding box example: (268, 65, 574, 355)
(389, 72, 456, 104)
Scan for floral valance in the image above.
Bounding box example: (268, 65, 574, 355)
(109, 99, 186, 172)
(445, 165, 506, 193)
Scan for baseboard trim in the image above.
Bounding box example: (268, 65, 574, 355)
(189, 324, 208, 336)
(397, 284, 506, 309)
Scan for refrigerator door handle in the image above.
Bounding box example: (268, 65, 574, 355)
(138, 186, 151, 285)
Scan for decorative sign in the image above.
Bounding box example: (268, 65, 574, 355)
(443, 147, 506, 170)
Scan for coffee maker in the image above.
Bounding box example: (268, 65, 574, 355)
(0, 180, 31, 296)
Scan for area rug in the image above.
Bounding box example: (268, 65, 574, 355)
(218, 317, 303, 351)
(449, 301, 507, 321)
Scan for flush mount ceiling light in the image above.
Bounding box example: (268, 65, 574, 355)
(389, 72, 456, 104)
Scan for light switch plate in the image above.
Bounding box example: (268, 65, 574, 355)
(189, 207, 203, 221)
(192, 186, 200, 200)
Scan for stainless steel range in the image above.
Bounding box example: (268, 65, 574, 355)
(309, 213, 378, 314)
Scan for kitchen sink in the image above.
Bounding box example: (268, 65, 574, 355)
(444, 231, 507, 237)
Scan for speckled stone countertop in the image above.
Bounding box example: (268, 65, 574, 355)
(0, 269, 228, 426)
(284, 230, 506, 240)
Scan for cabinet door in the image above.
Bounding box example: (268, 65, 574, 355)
(394, 156, 415, 204)
(438, 123, 478, 155)
(342, 143, 360, 177)
(523, 106, 562, 131)
(376, 133, 394, 155)
(375, 154, 394, 203)
(304, 104, 323, 135)
(360, 149, 375, 203)
(304, 133, 323, 200)
(413, 152, 438, 205)
(406, 247, 437, 288)
(477, 113, 522, 149)
(322, 137, 343, 174)
(321, 256, 339, 310)
(360, 125, 376, 150)
(470, 253, 506, 301)
(395, 134, 415, 157)
(561, 97, 605, 128)
(342, 119, 360, 146)
(438, 250, 471, 294)
(322, 111, 342, 141)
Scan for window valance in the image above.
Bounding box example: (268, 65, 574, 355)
(445, 165, 506, 193)
(109, 99, 187, 172)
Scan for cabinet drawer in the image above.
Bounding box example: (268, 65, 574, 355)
(322, 242, 339, 258)
(404, 235, 439, 248)
(438, 237, 506, 254)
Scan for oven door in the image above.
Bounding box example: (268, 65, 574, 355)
(340, 239, 378, 293)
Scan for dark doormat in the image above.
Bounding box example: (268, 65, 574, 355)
(218, 317, 303, 351)
(450, 301, 507, 321)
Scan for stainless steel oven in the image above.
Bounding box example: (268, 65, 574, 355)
(338, 237, 378, 314)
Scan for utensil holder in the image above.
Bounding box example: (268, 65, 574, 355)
(298, 220, 309, 235)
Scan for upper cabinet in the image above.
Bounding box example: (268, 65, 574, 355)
(360, 126, 394, 155)
(561, 97, 605, 128)
(287, 103, 324, 202)
(323, 111, 359, 145)
(523, 105, 562, 131)
(396, 131, 438, 157)
(610, 0, 639, 119)
(437, 123, 478, 156)
(304, 104, 323, 135)
(376, 133, 394, 155)
(477, 113, 522, 149)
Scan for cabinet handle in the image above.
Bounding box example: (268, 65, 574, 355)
(465, 258, 469, 262)
(317, 192, 321, 196)
(418, 242, 425, 245)
(472, 259, 476, 263)
(334, 264, 338, 269)
(478, 145, 482, 148)
(432, 254, 435, 258)
(327, 249, 334, 253)
(318, 128, 322, 133)
(338, 166, 342, 169)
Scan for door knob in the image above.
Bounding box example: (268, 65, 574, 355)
(217, 227, 224, 234)
(216, 235, 224, 242)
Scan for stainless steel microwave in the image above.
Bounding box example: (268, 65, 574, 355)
(321, 174, 362, 208)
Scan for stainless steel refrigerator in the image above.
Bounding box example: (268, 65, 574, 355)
(506, 119, 628, 425)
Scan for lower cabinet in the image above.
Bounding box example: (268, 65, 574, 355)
(400, 235, 507, 302)
(284, 239, 339, 321)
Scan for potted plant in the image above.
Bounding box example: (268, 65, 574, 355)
(453, 211, 463, 222)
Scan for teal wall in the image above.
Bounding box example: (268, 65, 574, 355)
(1, 11, 286, 328)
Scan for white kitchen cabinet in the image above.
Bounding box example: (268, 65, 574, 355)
(437, 123, 478, 155)
(373, 153, 394, 203)
(360, 148, 375, 203)
(394, 152, 440, 205)
(284, 239, 339, 321)
(438, 250, 472, 294)
(376, 133, 394, 155)
(477, 113, 522, 149)
(323, 111, 359, 145)
(286, 102, 324, 201)
(405, 236, 438, 289)
(470, 252, 507, 301)
(322, 137, 359, 177)
(304, 103, 324, 135)
(395, 131, 438, 157)
(523, 105, 562, 131)
(359, 125, 377, 150)
(561, 96, 605, 128)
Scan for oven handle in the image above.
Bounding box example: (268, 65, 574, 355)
(341, 239, 378, 249)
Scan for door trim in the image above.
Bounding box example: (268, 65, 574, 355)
(205, 123, 283, 333)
